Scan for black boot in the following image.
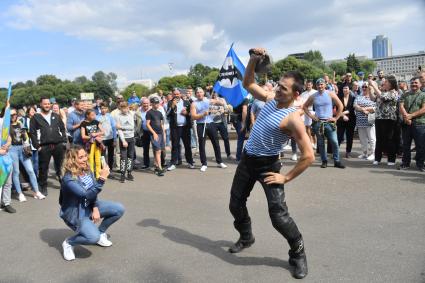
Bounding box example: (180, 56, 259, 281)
(120, 174, 125, 183)
(288, 238, 308, 279)
(320, 161, 327, 168)
(229, 222, 255, 253)
(127, 172, 134, 181)
(334, 161, 345, 169)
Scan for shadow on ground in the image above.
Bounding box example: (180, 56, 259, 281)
(39, 229, 92, 259)
(137, 218, 291, 271)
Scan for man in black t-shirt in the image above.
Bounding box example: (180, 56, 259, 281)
(146, 97, 166, 176)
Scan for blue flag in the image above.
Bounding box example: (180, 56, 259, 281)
(0, 82, 13, 187)
(213, 44, 248, 107)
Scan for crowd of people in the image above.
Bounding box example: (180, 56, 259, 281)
(0, 69, 424, 215)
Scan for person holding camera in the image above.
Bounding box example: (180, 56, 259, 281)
(190, 87, 227, 172)
(60, 145, 125, 261)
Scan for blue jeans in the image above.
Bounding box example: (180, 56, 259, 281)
(9, 145, 39, 194)
(165, 128, 170, 147)
(31, 150, 39, 176)
(234, 120, 246, 161)
(67, 200, 125, 246)
(401, 124, 425, 168)
(312, 121, 340, 162)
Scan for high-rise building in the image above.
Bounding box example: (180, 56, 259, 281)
(372, 35, 392, 59)
(373, 51, 425, 81)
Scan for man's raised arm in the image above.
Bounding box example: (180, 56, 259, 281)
(243, 48, 273, 102)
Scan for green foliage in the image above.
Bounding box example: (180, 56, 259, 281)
(346, 53, 361, 74)
(5, 71, 118, 108)
(157, 75, 194, 92)
(360, 60, 376, 76)
(121, 83, 150, 101)
(270, 56, 325, 82)
(329, 61, 348, 77)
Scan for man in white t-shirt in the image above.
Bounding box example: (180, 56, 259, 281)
(300, 80, 317, 148)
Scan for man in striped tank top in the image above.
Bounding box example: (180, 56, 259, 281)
(228, 48, 314, 279)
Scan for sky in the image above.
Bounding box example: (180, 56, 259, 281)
(0, 0, 424, 88)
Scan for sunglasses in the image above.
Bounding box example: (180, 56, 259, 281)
(11, 113, 17, 116)
(362, 86, 368, 89)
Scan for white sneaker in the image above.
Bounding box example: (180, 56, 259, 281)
(372, 161, 379, 165)
(62, 239, 75, 261)
(358, 154, 367, 159)
(312, 143, 317, 150)
(218, 163, 227, 169)
(167, 165, 176, 171)
(291, 154, 298, 161)
(283, 144, 291, 150)
(97, 233, 113, 247)
(188, 163, 195, 169)
(387, 162, 396, 166)
(366, 154, 375, 161)
(200, 165, 207, 172)
(18, 193, 27, 202)
(34, 192, 46, 200)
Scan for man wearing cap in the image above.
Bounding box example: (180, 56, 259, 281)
(304, 78, 345, 169)
(357, 72, 365, 89)
(128, 91, 141, 105)
(146, 96, 166, 176)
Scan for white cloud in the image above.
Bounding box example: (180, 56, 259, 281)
(2, 0, 425, 82)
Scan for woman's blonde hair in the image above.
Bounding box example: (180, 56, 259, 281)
(62, 145, 90, 177)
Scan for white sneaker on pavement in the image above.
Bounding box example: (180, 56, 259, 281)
(366, 154, 375, 161)
(18, 193, 27, 202)
(62, 239, 75, 261)
(188, 163, 195, 169)
(200, 165, 207, 172)
(97, 233, 113, 247)
(218, 163, 227, 169)
(358, 154, 367, 159)
(387, 162, 396, 166)
(167, 165, 176, 171)
(291, 154, 298, 161)
(34, 192, 46, 200)
(372, 161, 379, 165)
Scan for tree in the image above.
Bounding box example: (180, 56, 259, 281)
(346, 53, 361, 74)
(188, 63, 218, 88)
(360, 60, 377, 76)
(202, 70, 219, 88)
(329, 61, 348, 77)
(157, 75, 193, 92)
(73, 76, 89, 85)
(270, 56, 325, 82)
(36, 74, 61, 86)
(122, 83, 150, 101)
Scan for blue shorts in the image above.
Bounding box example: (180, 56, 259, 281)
(151, 134, 165, 151)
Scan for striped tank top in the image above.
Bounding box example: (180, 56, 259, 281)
(245, 99, 296, 156)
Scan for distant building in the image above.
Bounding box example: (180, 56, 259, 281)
(373, 51, 425, 81)
(288, 53, 307, 60)
(372, 35, 392, 59)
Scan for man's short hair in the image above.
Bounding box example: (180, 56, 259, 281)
(282, 71, 304, 94)
(410, 76, 421, 82)
(100, 102, 109, 108)
(40, 96, 50, 103)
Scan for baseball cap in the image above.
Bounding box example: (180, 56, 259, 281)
(357, 71, 365, 76)
(150, 97, 160, 104)
(316, 78, 326, 85)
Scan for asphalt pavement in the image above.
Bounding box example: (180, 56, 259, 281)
(0, 141, 424, 283)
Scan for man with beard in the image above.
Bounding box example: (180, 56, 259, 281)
(30, 97, 67, 196)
